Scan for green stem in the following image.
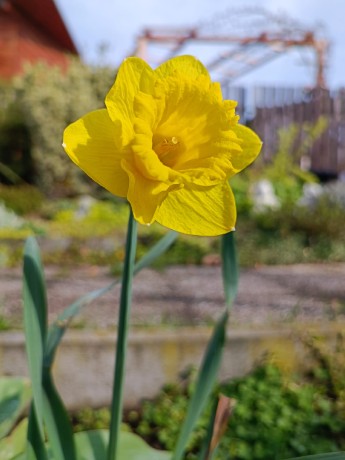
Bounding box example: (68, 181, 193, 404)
(107, 209, 137, 460)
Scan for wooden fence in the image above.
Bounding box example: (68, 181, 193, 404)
(223, 85, 345, 176)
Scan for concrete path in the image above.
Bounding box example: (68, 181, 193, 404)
(1, 263, 344, 329)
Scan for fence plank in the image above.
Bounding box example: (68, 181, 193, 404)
(233, 86, 345, 175)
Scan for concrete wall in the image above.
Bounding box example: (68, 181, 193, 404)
(0, 325, 343, 410)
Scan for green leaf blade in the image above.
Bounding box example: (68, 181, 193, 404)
(26, 406, 49, 460)
(172, 310, 229, 460)
(134, 231, 178, 274)
(45, 231, 178, 369)
(44, 280, 117, 368)
(22, 237, 48, 434)
(42, 372, 76, 460)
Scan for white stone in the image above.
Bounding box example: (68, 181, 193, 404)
(0, 202, 24, 229)
(75, 195, 97, 219)
(250, 179, 280, 212)
(297, 183, 324, 208)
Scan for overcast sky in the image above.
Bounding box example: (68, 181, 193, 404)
(55, 0, 345, 89)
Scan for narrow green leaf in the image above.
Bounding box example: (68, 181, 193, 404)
(23, 238, 72, 460)
(22, 237, 47, 435)
(44, 280, 117, 368)
(287, 454, 345, 460)
(172, 310, 229, 460)
(197, 399, 218, 460)
(26, 405, 48, 460)
(221, 231, 238, 308)
(133, 230, 178, 274)
(45, 231, 178, 368)
(41, 372, 76, 460)
(74, 430, 171, 460)
(0, 377, 31, 439)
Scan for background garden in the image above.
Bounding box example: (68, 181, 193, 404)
(1, 60, 345, 459)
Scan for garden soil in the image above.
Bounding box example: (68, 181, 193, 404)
(1, 262, 344, 329)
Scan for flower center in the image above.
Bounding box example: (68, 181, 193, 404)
(153, 136, 181, 167)
(154, 136, 179, 156)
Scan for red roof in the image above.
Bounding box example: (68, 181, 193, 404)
(0, 0, 79, 79)
(10, 0, 78, 53)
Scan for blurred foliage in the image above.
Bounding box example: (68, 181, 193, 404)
(0, 313, 11, 331)
(73, 345, 345, 460)
(235, 210, 345, 267)
(0, 114, 343, 267)
(262, 117, 327, 206)
(0, 184, 43, 215)
(305, 333, 345, 419)
(49, 199, 130, 236)
(136, 231, 214, 267)
(0, 59, 115, 195)
(0, 193, 344, 267)
(231, 116, 327, 212)
(72, 407, 111, 433)
(125, 359, 345, 460)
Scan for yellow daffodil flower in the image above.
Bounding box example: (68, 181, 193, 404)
(63, 55, 262, 236)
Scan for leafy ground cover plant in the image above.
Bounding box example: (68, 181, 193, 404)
(125, 362, 345, 460)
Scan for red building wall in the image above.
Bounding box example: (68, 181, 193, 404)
(0, 1, 78, 79)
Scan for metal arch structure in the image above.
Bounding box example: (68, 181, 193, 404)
(133, 7, 329, 88)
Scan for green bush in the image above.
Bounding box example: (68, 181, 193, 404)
(292, 198, 345, 240)
(0, 184, 43, 215)
(262, 118, 327, 206)
(230, 174, 253, 216)
(222, 365, 342, 459)
(230, 117, 327, 214)
(0, 59, 115, 195)
(71, 338, 345, 459)
(72, 407, 110, 433)
(127, 362, 345, 460)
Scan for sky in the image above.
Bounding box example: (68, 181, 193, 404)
(55, 0, 345, 89)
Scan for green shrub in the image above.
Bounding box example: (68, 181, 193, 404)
(230, 174, 253, 215)
(230, 117, 327, 214)
(72, 407, 110, 433)
(0, 59, 115, 195)
(235, 197, 345, 265)
(136, 230, 214, 268)
(292, 198, 345, 240)
(71, 343, 345, 459)
(222, 365, 342, 459)
(127, 362, 345, 460)
(0, 184, 43, 215)
(262, 118, 327, 206)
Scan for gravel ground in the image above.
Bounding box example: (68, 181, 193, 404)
(1, 263, 344, 329)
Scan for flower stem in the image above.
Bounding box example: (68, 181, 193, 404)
(107, 208, 137, 460)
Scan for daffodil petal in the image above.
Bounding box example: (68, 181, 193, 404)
(229, 124, 263, 174)
(105, 57, 154, 144)
(63, 109, 128, 197)
(122, 159, 181, 225)
(155, 55, 210, 81)
(156, 182, 236, 236)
